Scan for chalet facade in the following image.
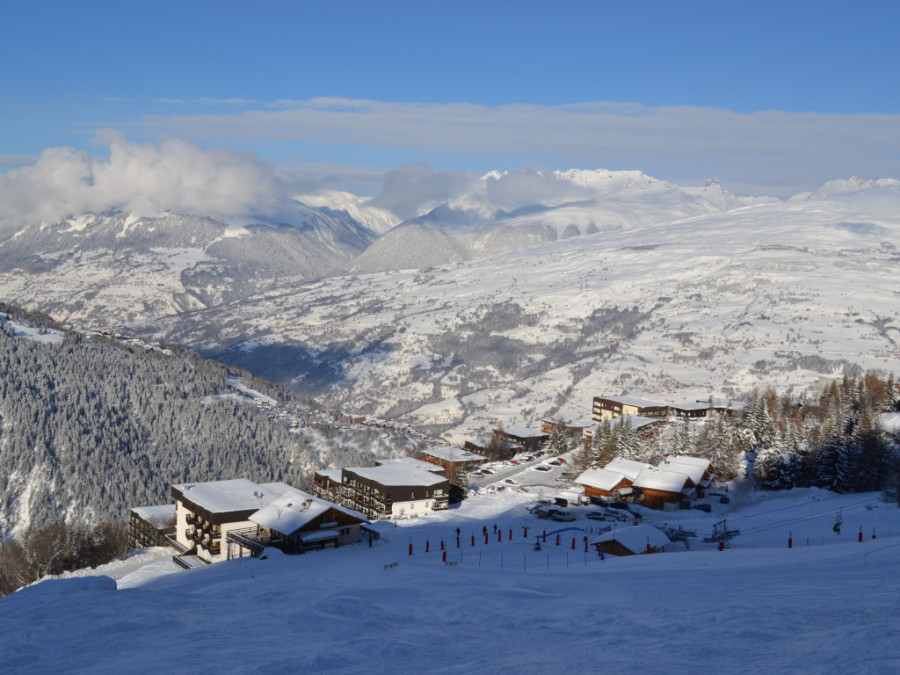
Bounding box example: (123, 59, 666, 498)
(128, 504, 175, 549)
(170, 479, 366, 565)
(660, 456, 714, 497)
(243, 489, 368, 557)
(592, 395, 669, 422)
(575, 467, 634, 499)
(632, 467, 696, 510)
(315, 461, 450, 521)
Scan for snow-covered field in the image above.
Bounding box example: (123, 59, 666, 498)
(3, 486, 898, 673)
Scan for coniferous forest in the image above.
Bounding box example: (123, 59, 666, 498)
(580, 374, 900, 497)
(0, 307, 422, 541)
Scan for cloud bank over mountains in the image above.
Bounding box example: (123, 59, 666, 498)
(1, 115, 898, 230)
(0, 131, 282, 228)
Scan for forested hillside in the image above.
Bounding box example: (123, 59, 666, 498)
(0, 307, 427, 538)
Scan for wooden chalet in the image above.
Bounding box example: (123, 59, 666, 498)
(659, 456, 714, 497)
(631, 467, 696, 510)
(246, 489, 368, 556)
(575, 467, 633, 499)
(591, 524, 671, 556)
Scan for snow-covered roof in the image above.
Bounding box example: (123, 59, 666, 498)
(131, 504, 175, 526)
(316, 469, 343, 482)
(591, 524, 671, 553)
(348, 464, 448, 487)
(609, 415, 661, 430)
(598, 395, 665, 409)
(880, 412, 900, 434)
(575, 468, 628, 491)
(376, 456, 445, 473)
(251, 486, 367, 535)
(541, 418, 593, 428)
(603, 459, 654, 481)
(503, 428, 549, 438)
(421, 446, 487, 463)
(670, 401, 712, 412)
(172, 479, 292, 514)
(632, 468, 693, 493)
(658, 457, 709, 484)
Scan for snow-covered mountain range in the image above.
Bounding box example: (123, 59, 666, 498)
(1, 170, 898, 443)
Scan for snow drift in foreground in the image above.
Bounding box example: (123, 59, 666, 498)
(2, 487, 899, 673)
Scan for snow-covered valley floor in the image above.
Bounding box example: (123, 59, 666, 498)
(2, 487, 899, 674)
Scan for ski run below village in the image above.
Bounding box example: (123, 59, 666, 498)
(1, 482, 899, 674)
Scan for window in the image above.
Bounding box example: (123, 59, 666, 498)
(340, 528, 350, 536)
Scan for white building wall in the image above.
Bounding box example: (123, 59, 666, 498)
(391, 497, 437, 518)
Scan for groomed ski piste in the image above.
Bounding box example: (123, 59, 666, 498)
(2, 484, 899, 673)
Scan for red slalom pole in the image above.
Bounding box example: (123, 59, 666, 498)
(788, 531, 793, 549)
(442, 551, 447, 563)
(859, 527, 863, 543)
(509, 528, 513, 541)
(555, 534, 560, 546)
(409, 542, 413, 556)
(497, 530, 501, 543)
(425, 539, 430, 553)
(524, 527, 529, 539)
(718, 540, 724, 552)
(471, 535, 475, 547)
(571, 537, 576, 550)
(440, 539, 445, 551)
(456, 536, 460, 548)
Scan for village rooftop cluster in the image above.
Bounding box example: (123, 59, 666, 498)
(128, 392, 741, 567)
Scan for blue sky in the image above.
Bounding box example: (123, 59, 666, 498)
(2, 0, 899, 201)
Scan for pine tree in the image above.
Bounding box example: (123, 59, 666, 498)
(547, 421, 569, 457)
(450, 465, 469, 502)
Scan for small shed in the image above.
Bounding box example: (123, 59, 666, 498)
(591, 524, 671, 556)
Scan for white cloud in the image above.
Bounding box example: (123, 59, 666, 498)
(0, 131, 283, 227)
(128, 98, 900, 197)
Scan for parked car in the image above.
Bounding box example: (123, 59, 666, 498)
(585, 511, 608, 521)
(589, 496, 609, 507)
(549, 509, 576, 522)
(480, 468, 494, 475)
(692, 503, 712, 512)
(533, 465, 551, 472)
(718, 495, 730, 504)
(557, 458, 567, 464)
(503, 478, 519, 485)
(548, 459, 562, 466)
